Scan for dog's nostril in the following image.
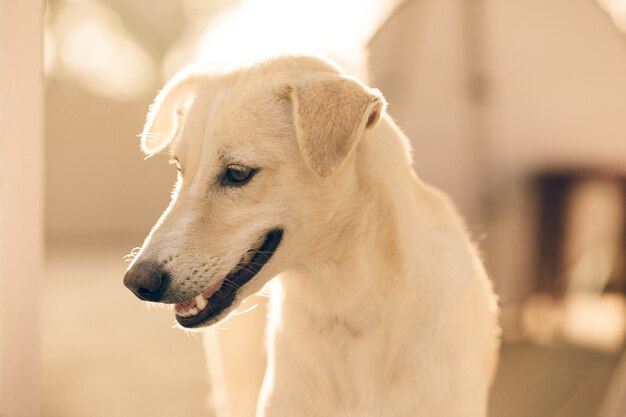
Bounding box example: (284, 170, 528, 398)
(123, 262, 169, 302)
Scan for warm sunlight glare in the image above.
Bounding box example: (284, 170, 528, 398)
(599, 0, 626, 32)
(189, 0, 398, 78)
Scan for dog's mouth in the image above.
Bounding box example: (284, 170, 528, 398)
(174, 228, 283, 328)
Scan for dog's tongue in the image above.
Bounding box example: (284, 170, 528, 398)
(201, 280, 223, 299)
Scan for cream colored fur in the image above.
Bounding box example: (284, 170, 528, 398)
(130, 55, 500, 417)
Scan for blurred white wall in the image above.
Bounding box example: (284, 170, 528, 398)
(45, 83, 175, 243)
(485, 0, 626, 176)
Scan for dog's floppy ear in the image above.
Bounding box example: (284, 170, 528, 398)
(286, 74, 386, 177)
(140, 68, 201, 155)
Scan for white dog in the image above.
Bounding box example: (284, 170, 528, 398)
(124, 55, 500, 417)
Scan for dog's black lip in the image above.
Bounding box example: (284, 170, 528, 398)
(176, 228, 283, 328)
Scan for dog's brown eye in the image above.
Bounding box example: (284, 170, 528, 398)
(223, 165, 257, 186)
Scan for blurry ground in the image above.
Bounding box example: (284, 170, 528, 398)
(490, 343, 617, 417)
(42, 243, 619, 417)
(42, 243, 210, 417)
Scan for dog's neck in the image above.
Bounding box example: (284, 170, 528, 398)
(279, 115, 437, 332)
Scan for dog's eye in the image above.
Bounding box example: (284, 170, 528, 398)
(223, 165, 257, 186)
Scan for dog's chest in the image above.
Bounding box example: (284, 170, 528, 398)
(269, 311, 422, 416)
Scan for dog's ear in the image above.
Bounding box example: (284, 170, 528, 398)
(140, 68, 201, 155)
(285, 74, 386, 177)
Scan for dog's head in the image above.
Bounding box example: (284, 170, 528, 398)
(124, 55, 386, 328)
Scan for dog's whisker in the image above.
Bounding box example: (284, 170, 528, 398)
(123, 247, 142, 262)
(231, 303, 259, 317)
(234, 265, 261, 277)
(183, 330, 201, 339)
(241, 260, 271, 267)
(221, 281, 240, 291)
(223, 277, 241, 287)
(245, 249, 272, 258)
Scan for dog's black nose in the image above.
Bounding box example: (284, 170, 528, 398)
(124, 261, 169, 302)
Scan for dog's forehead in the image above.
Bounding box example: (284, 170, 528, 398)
(174, 72, 295, 169)
(173, 54, 345, 167)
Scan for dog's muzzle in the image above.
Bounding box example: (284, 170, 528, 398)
(124, 228, 283, 328)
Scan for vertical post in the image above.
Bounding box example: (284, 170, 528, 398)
(461, 0, 494, 218)
(0, 0, 44, 415)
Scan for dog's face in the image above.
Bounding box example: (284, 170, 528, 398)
(124, 56, 385, 328)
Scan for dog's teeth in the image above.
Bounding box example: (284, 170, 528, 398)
(242, 252, 254, 263)
(188, 307, 198, 316)
(195, 295, 207, 310)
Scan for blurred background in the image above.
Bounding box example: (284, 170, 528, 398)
(5, 0, 626, 415)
